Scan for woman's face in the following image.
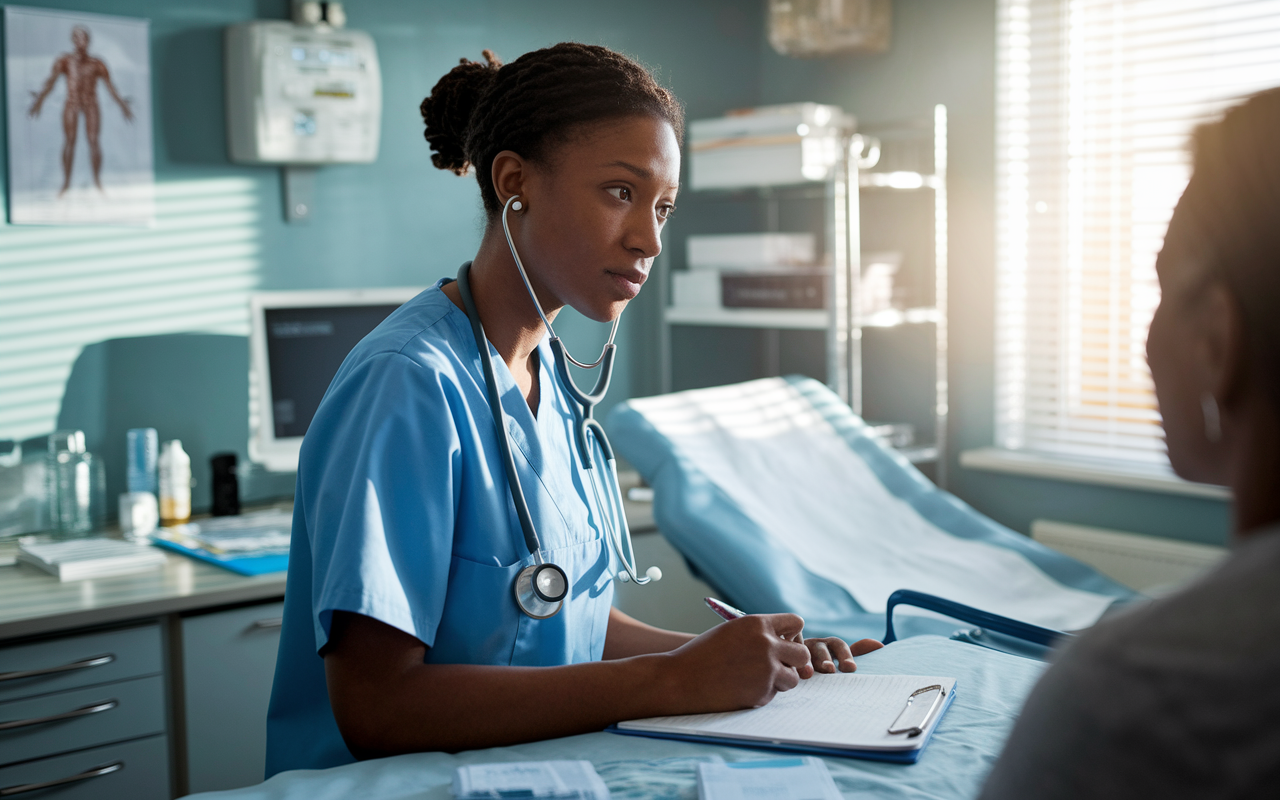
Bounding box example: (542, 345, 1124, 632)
(511, 115, 681, 322)
(1146, 198, 1229, 484)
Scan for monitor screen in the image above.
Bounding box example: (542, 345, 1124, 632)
(249, 288, 424, 472)
(264, 304, 400, 439)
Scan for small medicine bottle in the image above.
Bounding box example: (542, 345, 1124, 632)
(158, 439, 192, 524)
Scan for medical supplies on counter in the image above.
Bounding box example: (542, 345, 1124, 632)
(158, 439, 192, 525)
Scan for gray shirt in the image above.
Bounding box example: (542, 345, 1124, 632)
(979, 528, 1280, 799)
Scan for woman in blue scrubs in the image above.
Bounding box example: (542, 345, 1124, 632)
(265, 43, 880, 775)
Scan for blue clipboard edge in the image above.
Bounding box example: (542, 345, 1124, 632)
(150, 536, 289, 576)
(606, 683, 958, 765)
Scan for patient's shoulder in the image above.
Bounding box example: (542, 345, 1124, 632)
(980, 529, 1280, 800)
(1082, 527, 1280, 661)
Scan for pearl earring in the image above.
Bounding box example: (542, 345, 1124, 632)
(1201, 391, 1222, 444)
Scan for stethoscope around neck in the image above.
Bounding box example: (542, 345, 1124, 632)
(455, 194, 660, 620)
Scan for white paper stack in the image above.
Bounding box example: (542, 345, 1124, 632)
(452, 761, 609, 800)
(689, 103, 854, 189)
(17, 537, 167, 582)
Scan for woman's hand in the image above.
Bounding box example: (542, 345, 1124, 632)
(661, 613, 812, 712)
(798, 636, 884, 677)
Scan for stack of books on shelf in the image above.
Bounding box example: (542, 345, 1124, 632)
(674, 233, 826, 312)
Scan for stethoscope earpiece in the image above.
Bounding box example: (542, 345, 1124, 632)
(510, 199, 523, 212)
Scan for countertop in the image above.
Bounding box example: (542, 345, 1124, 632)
(0, 479, 656, 642)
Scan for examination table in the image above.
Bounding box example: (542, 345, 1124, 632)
(187, 635, 1044, 800)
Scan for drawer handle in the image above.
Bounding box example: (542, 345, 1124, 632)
(0, 760, 123, 796)
(0, 654, 115, 684)
(251, 617, 284, 630)
(0, 699, 118, 732)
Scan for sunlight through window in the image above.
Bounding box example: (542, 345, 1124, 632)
(996, 0, 1280, 468)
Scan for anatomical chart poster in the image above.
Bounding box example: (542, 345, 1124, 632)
(4, 6, 154, 225)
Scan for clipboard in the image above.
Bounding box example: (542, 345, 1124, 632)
(610, 674, 958, 764)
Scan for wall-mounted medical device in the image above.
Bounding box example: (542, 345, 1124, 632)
(225, 21, 381, 165)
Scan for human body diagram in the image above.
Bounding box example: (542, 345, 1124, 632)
(27, 25, 133, 196)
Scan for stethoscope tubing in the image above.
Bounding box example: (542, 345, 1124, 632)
(456, 262, 545, 563)
(502, 195, 620, 370)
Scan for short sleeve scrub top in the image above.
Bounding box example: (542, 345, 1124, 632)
(264, 279, 617, 776)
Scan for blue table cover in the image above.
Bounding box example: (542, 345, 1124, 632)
(188, 635, 1045, 800)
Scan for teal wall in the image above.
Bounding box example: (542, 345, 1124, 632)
(1, 0, 761, 511)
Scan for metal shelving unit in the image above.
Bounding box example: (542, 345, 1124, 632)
(659, 105, 949, 485)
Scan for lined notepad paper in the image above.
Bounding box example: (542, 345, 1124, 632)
(618, 673, 956, 754)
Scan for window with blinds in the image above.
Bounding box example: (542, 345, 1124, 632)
(995, 0, 1280, 468)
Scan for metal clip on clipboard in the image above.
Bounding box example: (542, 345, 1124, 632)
(887, 684, 946, 738)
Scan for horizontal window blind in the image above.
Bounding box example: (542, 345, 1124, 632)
(995, 0, 1280, 467)
(0, 178, 262, 442)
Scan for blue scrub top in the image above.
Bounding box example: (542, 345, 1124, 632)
(264, 279, 617, 777)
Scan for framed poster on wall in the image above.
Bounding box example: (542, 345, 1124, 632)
(4, 5, 154, 225)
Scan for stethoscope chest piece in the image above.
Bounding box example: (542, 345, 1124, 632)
(514, 562, 568, 619)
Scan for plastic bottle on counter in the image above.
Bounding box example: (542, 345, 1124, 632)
(158, 439, 192, 525)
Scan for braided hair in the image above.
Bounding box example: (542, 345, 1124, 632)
(420, 43, 684, 218)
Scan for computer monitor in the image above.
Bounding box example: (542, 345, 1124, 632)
(249, 288, 424, 472)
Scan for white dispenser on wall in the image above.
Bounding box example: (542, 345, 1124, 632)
(224, 20, 381, 164)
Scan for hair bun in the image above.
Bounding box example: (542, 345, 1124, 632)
(420, 50, 503, 175)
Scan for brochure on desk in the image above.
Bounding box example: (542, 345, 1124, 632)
(610, 674, 958, 764)
(150, 512, 292, 575)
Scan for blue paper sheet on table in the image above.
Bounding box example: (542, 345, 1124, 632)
(151, 509, 292, 575)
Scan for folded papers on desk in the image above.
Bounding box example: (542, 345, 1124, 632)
(452, 760, 609, 800)
(151, 509, 292, 575)
(613, 673, 958, 763)
(16, 537, 167, 581)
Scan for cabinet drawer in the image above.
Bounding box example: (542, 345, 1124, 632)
(0, 734, 169, 800)
(0, 625, 161, 703)
(183, 600, 284, 794)
(0, 674, 165, 768)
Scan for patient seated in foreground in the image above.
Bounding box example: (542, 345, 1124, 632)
(980, 89, 1280, 798)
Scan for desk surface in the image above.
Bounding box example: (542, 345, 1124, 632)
(0, 488, 656, 642)
(0, 547, 288, 641)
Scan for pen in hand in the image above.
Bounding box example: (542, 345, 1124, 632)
(704, 597, 806, 647)
(704, 596, 746, 622)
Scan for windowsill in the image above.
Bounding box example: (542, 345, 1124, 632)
(959, 447, 1230, 501)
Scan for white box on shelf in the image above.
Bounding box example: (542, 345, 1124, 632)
(688, 233, 816, 271)
(689, 103, 854, 189)
(672, 271, 722, 309)
(860, 251, 902, 316)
